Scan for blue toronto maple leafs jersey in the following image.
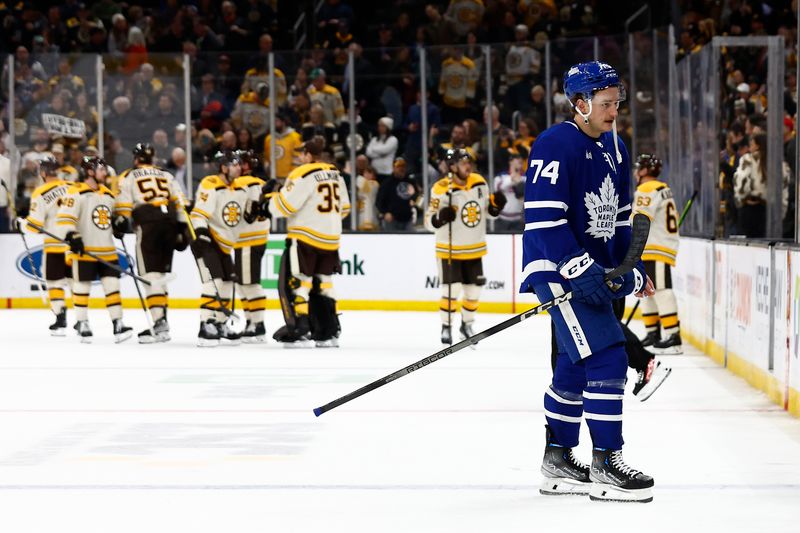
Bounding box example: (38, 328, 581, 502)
(520, 120, 633, 292)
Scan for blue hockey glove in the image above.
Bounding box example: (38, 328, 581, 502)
(557, 250, 616, 306)
(611, 261, 646, 297)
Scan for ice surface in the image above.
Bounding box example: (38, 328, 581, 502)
(0, 308, 798, 532)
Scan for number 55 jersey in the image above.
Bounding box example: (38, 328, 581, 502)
(269, 162, 351, 251)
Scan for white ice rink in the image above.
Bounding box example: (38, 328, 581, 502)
(0, 308, 798, 532)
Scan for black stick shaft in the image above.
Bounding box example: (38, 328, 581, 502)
(24, 220, 151, 285)
(120, 237, 154, 329)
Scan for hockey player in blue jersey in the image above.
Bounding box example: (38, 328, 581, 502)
(520, 61, 657, 503)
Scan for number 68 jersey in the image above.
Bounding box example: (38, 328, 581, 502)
(56, 182, 118, 262)
(633, 180, 679, 266)
(269, 162, 351, 251)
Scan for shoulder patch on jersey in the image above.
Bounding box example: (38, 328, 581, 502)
(466, 173, 487, 189)
(432, 178, 452, 196)
(637, 180, 667, 193)
(200, 175, 225, 190)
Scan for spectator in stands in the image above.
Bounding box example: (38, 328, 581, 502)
(423, 4, 456, 46)
(357, 165, 380, 231)
(152, 93, 180, 134)
(71, 91, 98, 144)
(317, 0, 354, 47)
(504, 24, 542, 120)
(51, 143, 79, 182)
(231, 90, 270, 140)
(434, 122, 475, 168)
(0, 152, 10, 232)
(438, 47, 478, 125)
(124, 26, 148, 73)
(403, 89, 441, 172)
(173, 123, 187, 150)
(366, 116, 399, 182)
(302, 103, 337, 148)
(217, 1, 251, 50)
(493, 152, 525, 232)
(167, 147, 188, 193)
(244, 58, 288, 108)
(220, 131, 237, 152)
(512, 117, 536, 163)
(48, 58, 85, 96)
(193, 16, 223, 52)
(480, 105, 512, 173)
(308, 68, 346, 126)
(152, 129, 172, 167)
(527, 84, 547, 134)
(263, 112, 303, 180)
(733, 132, 790, 238)
(445, 0, 485, 38)
(377, 157, 418, 232)
(108, 13, 129, 57)
(462, 118, 482, 159)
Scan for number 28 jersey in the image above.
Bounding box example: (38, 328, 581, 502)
(633, 180, 679, 265)
(114, 165, 186, 218)
(269, 162, 351, 251)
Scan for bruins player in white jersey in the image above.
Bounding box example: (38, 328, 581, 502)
(114, 143, 189, 343)
(234, 149, 271, 342)
(190, 150, 253, 346)
(425, 148, 506, 344)
(57, 157, 133, 343)
(633, 154, 682, 353)
(258, 136, 350, 347)
(20, 158, 71, 334)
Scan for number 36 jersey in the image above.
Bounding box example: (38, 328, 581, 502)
(269, 162, 351, 251)
(114, 165, 186, 218)
(633, 180, 679, 266)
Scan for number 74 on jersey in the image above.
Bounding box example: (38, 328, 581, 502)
(529, 160, 560, 185)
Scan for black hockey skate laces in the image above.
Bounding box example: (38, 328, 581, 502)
(610, 450, 641, 477)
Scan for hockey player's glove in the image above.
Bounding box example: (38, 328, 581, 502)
(190, 226, 212, 258)
(244, 198, 270, 224)
(488, 191, 507, 217)
(174, 222, 191, 251)
(557, 250, 616, 306)
(431, 206, 457, 228)
(112, 215, 131, 239)
(262, 179, 281, 195)
(65, 231, 85, 255)
(611, 260, 646, 297)
(512, 179, 525, 199)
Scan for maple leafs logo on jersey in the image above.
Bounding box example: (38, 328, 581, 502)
(584, 174, 618, 241)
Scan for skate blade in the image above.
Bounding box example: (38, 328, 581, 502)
(114, 331, 133, 344)
(635, 365, 673, 402)
(220, 338, 242, 346)
(197, 338, 220, 347)
(589, 484, 653, 503)
(281, 340, 314, 349)
(79, 336, 93, 344)
(652, 345, 682, 355)
(242, 335, 266, 344)
(138, 334, 158, 345)
(539, 477, 591, 496)
(156, 332, 171, 342)
(315, 340, 339, 348)
(50, 329, 66, 337)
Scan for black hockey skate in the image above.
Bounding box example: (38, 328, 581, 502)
(49, 310, 67, 337)
(112, 319, 133, 344)
(218, 321, 242, 345)
(540, 425, 591, 496)
(75, 320, 93, 344)
(138, 317, 170, 344)
(632, 358, 672, 401)
(274, 316, 313, 348)
(441, 325, 452, 345)
(242, 321, 267, 344)
(652, 333, 683, 355)
(641, 330, 660, 347)
(197, 319, 220, 347)
(459, 321, 478, 349)
(589, 449, 654, 503)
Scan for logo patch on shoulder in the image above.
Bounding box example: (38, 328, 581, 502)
(584, 175, 618, 242)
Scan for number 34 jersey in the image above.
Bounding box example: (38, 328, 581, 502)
(424, 173, 493, 260)
(633, 180, 679, 266)
(269, 162, 351, 251)
(191, 175, 264, 254)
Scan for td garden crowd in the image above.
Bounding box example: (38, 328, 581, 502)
(18, 138, 507, 348)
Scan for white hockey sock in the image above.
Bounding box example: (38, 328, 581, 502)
(654, 289, 680, 336)
(639, 293, 660, 333)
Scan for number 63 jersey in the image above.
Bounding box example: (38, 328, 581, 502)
(520, 120, 634, 292)
(633, 180, 679, 265)
(269, 162, 351, 251)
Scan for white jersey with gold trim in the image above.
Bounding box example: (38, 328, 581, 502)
(634, 179, 680, 265)
(25, 179, 70, 253)
(232, 175, 270, 248)
(425, 173, 493, 260)
(56, 182, 117, 262)
(191, 175, 256, 254)
(114, 164, 186, 219)
(269, 162, 351, 251)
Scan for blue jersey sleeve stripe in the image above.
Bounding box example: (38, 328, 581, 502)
(524, 200, 569, 210)
(525, 219, 567, 231)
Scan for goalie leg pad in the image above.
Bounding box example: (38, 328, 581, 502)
(309, 285, 340, 341)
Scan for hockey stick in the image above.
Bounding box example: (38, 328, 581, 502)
(181, 207, 241, 323)
(21, 219, 151, 285)
(118, 236, 154, 332)
(446, 175, 454, 344)
(313, 214, 652, 416)
(17, 224, 49, 307)
(624, 189, 697, 326)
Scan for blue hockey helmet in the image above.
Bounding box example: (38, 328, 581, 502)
(563, 61, 626, 104)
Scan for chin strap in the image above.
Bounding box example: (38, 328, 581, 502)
(611, 118, 622, 164)
(575, 99, 593, 125)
